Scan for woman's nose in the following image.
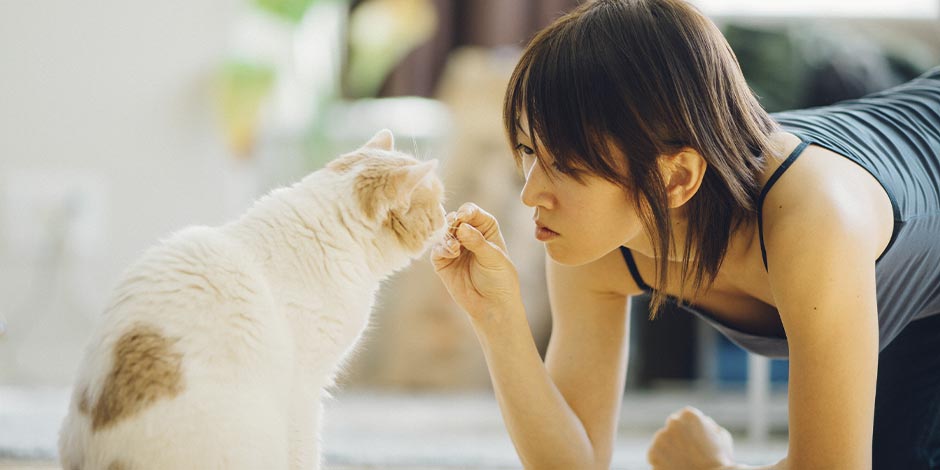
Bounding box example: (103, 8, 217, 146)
(520, 164, 553, 209)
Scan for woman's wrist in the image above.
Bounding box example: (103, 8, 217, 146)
(469, 298, 529, 343)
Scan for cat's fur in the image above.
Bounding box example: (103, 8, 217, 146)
(58, 130, 446, 470)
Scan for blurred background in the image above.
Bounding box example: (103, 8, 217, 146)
(0, 0, 938, 468)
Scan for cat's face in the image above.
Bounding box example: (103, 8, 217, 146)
(327, 130, 447, 257)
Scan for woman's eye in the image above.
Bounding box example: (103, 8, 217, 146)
(515, 144, 535, 155)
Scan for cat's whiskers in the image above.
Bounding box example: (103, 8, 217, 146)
(443, 216, 462, 241)
(442, 189, 457, 203)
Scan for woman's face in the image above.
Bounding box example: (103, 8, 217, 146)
(515, 124, 647, 266)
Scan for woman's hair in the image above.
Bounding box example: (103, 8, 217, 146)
(503, 0, 777, 317)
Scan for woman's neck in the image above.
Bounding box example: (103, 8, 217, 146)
(625, 207, 760, 278)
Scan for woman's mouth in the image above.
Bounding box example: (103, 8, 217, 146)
(535, 223, 559, 242)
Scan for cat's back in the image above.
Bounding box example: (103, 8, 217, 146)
(88, 224, 284, 373)
(109, 225, 268, 321)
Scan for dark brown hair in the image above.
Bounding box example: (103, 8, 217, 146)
(503, 0, 777, 317)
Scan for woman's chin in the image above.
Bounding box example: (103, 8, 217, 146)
(545, 243, 590, 266)
(546, 240, 619, 267)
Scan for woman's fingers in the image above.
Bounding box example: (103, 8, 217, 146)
(453, 223, 506, 268)
(430, 204, 523, 320)
(430, 240, 457, 260)
(450, 203, 508, 251)
(429, 236, 461, 271)
(454, 202, 496, 231)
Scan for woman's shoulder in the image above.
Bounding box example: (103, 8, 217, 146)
(758, 131, 895, 265)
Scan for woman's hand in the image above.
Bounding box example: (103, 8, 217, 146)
(430, 202, 521, 322)
(648, 406, 736, 470)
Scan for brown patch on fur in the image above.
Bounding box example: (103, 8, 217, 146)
(107, 461, 129, 470)
(78, 388, 91, 415)
(385, 178, 445, 252)
(354, 157, 412, 219)
(91, 324, 184, 432)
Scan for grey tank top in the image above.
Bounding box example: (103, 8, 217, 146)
(620, 66, 940, 358)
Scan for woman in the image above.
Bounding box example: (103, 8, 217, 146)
(430, 0, 940, 469)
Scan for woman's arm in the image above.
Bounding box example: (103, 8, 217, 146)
(472, 286, 628, 470)
(481, 250, 636, 470)
(658, 213, 881, 470)
(432, 203, 641, 470)
(648, 217, 882, 470)
(648, 149, 886, 469)
(762, 183, 881, 469)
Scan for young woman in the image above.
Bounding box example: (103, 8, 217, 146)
(430, 0, 940, 469)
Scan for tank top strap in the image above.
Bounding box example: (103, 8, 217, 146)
(758, 139, 810, 272)
(619, 246, 653, 293)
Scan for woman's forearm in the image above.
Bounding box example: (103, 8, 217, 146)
(470, 300, 602, 470)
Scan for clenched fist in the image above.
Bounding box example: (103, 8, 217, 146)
(647, 406, 735, 470)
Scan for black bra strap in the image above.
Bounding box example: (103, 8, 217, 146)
(619, 246, 652, 292)
(758, 140, 810, 271)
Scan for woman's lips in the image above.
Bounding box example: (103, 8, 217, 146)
(535, 223, 559, 242)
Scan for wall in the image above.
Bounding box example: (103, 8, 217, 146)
(0, 0, 242, 385)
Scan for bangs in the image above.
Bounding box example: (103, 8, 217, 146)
(502, 16, 635, 185)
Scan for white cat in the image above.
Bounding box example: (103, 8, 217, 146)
(58, 130, 446, 470)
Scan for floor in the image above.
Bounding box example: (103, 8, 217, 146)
(0, 386, 788, 469)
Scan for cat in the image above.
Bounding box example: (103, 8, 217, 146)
(57, 129, 446, 470)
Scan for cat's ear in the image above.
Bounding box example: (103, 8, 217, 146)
(391, 159, 438, 202)
(363, 129, 394, 151)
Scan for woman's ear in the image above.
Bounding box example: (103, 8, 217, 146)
(659, 148, 707, 208)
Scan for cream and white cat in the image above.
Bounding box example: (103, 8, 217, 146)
(58, 129, 446, 470)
